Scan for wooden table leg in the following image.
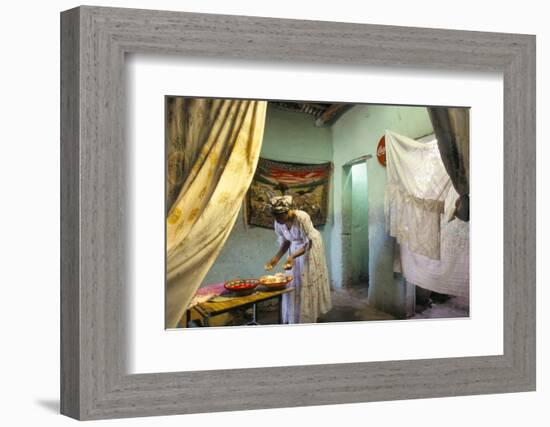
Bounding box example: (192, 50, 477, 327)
(252, 303, 258, 324)
(193, 305, 210, 327)
(245, 303, 259, 325)
(186, 309, 191, 328)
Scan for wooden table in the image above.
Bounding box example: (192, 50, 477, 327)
(187, 287, 294, 327)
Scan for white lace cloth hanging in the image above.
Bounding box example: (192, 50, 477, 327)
(395, 217, 470, 300)
(384, 131, 451, 260)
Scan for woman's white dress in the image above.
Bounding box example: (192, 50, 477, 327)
(274, 210, 332, 324)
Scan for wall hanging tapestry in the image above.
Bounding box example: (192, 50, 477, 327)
(246, 158, 332, 229)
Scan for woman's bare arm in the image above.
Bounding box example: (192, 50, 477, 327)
(265, 240, 290, 270)
(288, 240, 311, 260)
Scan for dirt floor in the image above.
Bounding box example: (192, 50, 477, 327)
(411, 294, 469, 319)
(191, 286, 468, 327)
(318, 287, 395, 323)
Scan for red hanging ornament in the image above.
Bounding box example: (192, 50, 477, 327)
(377, 135, 386, 166)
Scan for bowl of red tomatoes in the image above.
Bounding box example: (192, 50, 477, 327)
(223, 279, 259, 296)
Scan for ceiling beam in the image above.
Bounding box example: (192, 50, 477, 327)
(315, 103, 353, 127)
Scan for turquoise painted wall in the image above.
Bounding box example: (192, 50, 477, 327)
(330, 105, 433, 317)
(351, 162, 369, 283)
(202, 105, 333, 285)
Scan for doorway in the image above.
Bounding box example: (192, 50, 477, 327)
(341, 159, 369, 289)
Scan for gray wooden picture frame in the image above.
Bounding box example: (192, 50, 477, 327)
(60, 5, 536, 421)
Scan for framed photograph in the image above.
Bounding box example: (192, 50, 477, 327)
(61, 5, 535, 420)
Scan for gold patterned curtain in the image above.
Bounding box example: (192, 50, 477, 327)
(166, 98, 267, 328)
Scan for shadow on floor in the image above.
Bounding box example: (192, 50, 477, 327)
(318, 287, 394, 323)
(35, 399, 59, 414)
(411, 295, 469, 319)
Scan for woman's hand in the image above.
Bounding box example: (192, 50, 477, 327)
(264, 256, 280, 271)
(283, 256, 293, 270)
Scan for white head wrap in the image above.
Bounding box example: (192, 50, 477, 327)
(269, 195, 293, 214)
